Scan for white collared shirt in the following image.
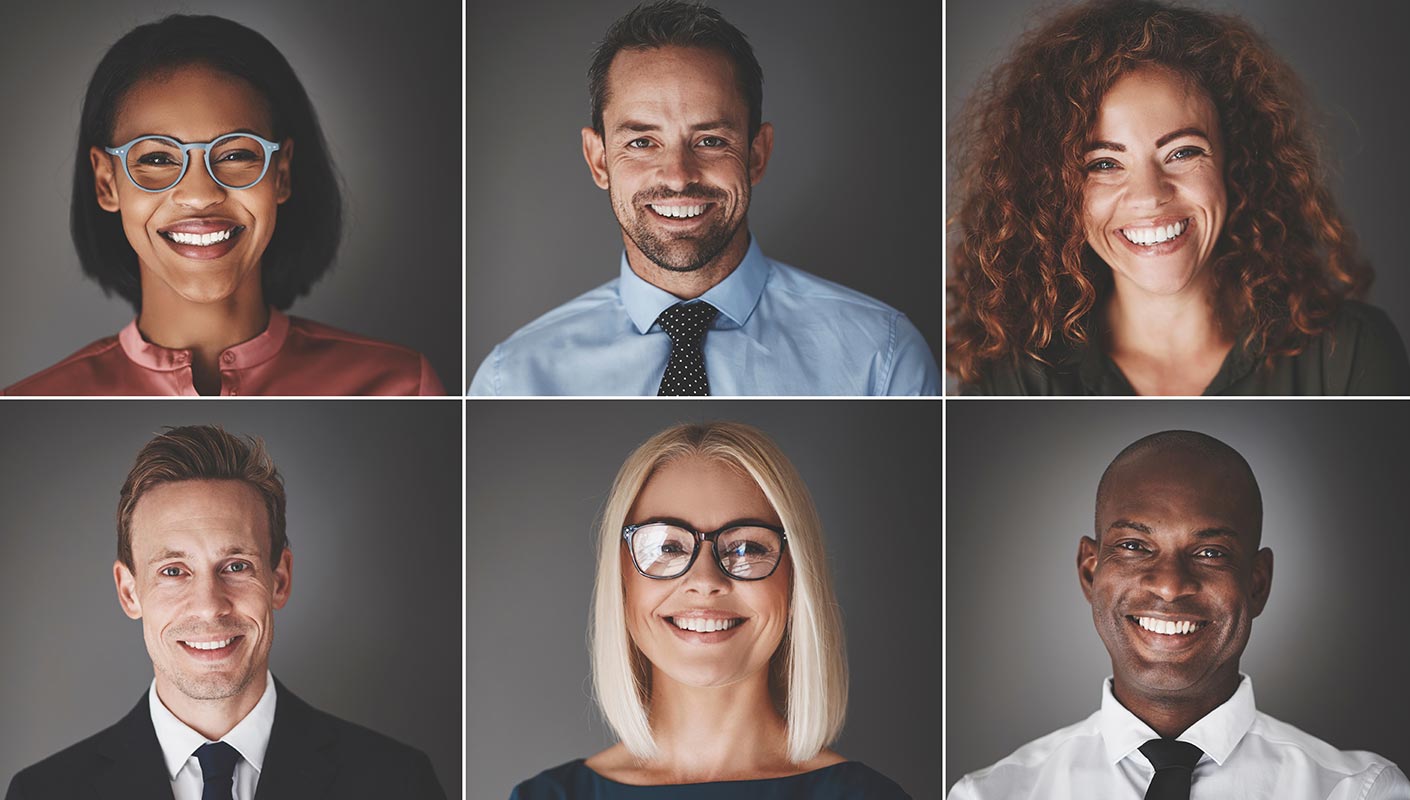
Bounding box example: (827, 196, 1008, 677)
(949, 675, 1409, 800)
(148, 671, 278, 800)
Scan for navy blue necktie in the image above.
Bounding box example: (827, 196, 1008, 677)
(656, 301, 718, 396)
(1140, 738, 1203, 800)
(195, 741, 240, 800)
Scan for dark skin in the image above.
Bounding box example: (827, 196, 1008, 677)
(1078, 445, 1273, 738)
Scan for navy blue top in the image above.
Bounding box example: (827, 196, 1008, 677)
(509, 759, 911, 799)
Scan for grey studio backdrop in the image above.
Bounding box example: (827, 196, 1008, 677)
(946, 0, 1410, 364)
(0, 0, 461, 391)
(944, 400, 1410, 789)
(466, 400, 942, 798)
(0, 400, 461, 796)
(466, 0, 943, 381)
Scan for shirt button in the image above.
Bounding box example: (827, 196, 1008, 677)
(221, 352, 236, 364)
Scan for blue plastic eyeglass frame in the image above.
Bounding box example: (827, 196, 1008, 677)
(104, 133, 281, 193)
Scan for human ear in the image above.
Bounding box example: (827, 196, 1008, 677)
(582, 127, 610, 190)
(274, 138, 294, 205)
(1078, 536, 1099, 602)
(1249, 547, 1273, 617)
(271, 547, 293, 610)
(748, 122, 774, 185)
(114, 560, 142, 620)
(90, 147, 121, 212)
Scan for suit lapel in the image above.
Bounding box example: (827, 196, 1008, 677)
(89, 691, 174, 800)
(253, 679, 338, 800)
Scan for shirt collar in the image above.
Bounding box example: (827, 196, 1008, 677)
(148, 671, 279, 780)
(119, 308, 291, 371)
(617, 237, 770, 334)
(1098, 674, 1256, 767)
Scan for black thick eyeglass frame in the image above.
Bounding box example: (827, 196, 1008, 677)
(621, 518, 788, 581)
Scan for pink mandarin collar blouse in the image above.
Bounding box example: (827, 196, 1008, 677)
(3, 309, 444, 396)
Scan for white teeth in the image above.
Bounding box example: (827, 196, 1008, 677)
(670, 616, 741, 633)
(167, 228, 235, 246)
(183, 637, 234, 650)
(1121, 219, 1187, 246)
(650, 204, 707, 219)
(1135, 617, 1204, 635)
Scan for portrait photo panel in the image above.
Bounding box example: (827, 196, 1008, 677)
(466, 399, 941, 798)
(0, 0, 461, 392)
(0, 399, 462, 796)
(466, 0, 942, 384)
(944, 399, 1410, 789)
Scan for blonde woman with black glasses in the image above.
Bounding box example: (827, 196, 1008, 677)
(510, 422, 910, 799)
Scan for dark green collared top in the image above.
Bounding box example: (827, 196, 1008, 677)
(963, 301, 1410, 396)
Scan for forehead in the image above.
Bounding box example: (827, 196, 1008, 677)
(630, 455, 780, 529)
(1093, 65, 1218, 140)
(129, 479, 269, 556)
(603, 45, 747, 124)
(112, 62, 274, 143)
(1097, 450, 1257, 537)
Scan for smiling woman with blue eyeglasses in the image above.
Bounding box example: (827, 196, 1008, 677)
(3, 15, 444, 396)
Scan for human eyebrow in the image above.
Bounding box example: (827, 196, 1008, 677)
(148, 549, 190, 565)
(1107, 519, 1152, 535)
(1155, 127, 1210, 148)
(690, 119, 739, 133)
(1192, 527, 1241, 540)
(138, 128, 269, 145)
(1086, 140, 1126, 153)
(615, 121, 661, 135)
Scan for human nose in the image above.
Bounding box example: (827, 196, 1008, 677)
(656, 143, 703, 192)
(1125, 160, 1174, 209)
(1141, 552, 1200, 602)
(680, 540, 732, 595)
(188, 571, 235, 618)
(168, 148, 226, 208)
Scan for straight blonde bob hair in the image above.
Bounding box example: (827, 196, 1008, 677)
(589, 422, 848, 763)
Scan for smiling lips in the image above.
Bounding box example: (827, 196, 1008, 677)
(1128, 615, 1209, 636)
(664, 611, 746, 641)
(648, 203, 711, 220)
(1117, 217, 1192, 251)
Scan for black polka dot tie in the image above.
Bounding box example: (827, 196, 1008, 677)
(195, 741, 240, 800)
(1139, 739, 1203, 800)
(656, 301, 718, 396)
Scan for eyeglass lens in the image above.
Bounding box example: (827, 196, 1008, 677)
(630, 524, 783, 579)
(124, 136, 269, 191)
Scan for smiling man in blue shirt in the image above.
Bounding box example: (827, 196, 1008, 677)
(468, 1, 939, 397)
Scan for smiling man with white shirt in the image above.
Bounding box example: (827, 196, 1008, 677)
(5, 426, 443, 800)
(949, 430, 1409, 800)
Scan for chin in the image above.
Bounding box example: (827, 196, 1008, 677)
(1112, 261, 1203, 297)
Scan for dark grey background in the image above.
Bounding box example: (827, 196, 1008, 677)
(466, 0, 942, 382)
(467, 400, 941, 798)
(0, 400, 461, 796)
(946, 0, 1410, 362)
(0, 0, 461, 392)
(945, 399, 1410, 789)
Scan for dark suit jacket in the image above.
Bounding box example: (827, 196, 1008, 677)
(5, 679, 446, 800)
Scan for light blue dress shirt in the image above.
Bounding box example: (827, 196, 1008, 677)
(469, 239, 940, 396)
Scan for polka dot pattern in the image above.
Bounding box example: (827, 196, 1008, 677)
(656, 301, 718, 396)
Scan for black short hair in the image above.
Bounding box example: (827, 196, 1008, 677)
(72, 14, 342, 311)
(588, 1, 764, 141)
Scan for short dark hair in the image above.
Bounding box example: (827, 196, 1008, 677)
(588, 1, 764, 141)
(72, 14, 343, 311)
(118, 425, 288, 571)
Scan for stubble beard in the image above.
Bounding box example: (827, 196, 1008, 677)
(614, 183, 749, 273)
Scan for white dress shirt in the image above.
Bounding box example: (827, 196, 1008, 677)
(148, 671, 278, 800)
(949, 675, 1409, 800)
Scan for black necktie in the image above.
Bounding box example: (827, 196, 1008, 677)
(195, 741, 240, 800)
(656, 301, 718, 396)
(1140, 738, 1203, 800)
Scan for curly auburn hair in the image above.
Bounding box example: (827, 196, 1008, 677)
(947, 0, 1370, 385)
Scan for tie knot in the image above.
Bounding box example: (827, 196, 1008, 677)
(656, 301, 718, 344)
(1140, 738, 1203, 771)
(195, 741, 241, 781)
